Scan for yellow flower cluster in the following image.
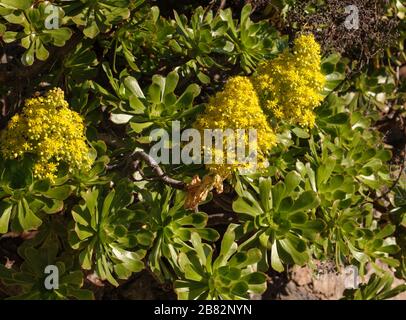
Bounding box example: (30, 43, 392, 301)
(194, 76, 276, 178)
(0, 88, 93, 182)
(252, 34, 326, 127)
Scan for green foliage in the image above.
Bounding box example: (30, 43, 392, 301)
(106, 69, 202, 132)
(343, 272, 406, 300)
(0, 156, 73, 233)
(233, 176, 324, 271)
(62, 0, 142, 39)
(132, 188, 219, 281)
(1, 1, 72, 65)
(111, 4, 283, 83)
(174, 224, 267, 300)
(68, 185, 151, 286)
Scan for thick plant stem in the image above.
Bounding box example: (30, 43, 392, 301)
(131, 150, 186, 190)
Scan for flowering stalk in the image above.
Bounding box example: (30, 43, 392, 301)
(0, 88, 93, 182)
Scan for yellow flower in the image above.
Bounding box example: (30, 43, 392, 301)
(0, 88, 93, 183)
(252, 34, 325, 127)
(194, 76, 276, 178)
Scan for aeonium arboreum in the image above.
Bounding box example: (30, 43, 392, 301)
(233, 174, 324, 272)
(132, 187, 220, 281)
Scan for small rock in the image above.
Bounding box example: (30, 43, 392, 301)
(292, 266, 312, 286)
